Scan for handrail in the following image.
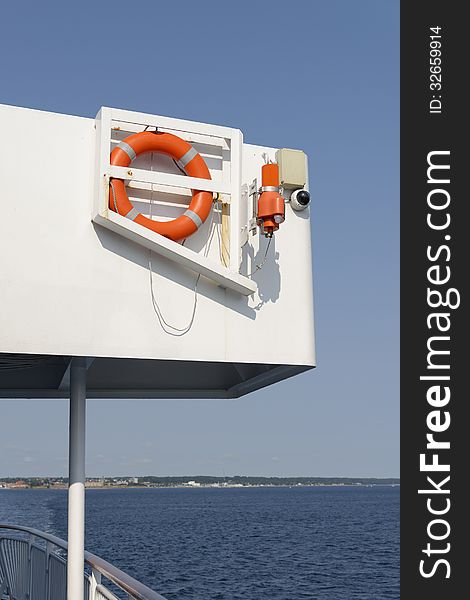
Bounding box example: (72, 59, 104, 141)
(0, 523, 167, 600)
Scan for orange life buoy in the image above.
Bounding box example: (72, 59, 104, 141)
(109, 131, 212, 242)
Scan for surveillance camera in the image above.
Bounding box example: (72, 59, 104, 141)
(290, 189, 311, 211)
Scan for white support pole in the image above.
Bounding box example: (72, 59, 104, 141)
(67, 357, 87, 600)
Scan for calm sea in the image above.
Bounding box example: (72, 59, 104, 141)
(0, 486, 399, 599)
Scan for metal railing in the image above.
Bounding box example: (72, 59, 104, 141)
(0, 525, 167, 600)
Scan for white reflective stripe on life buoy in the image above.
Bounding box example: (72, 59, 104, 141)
(116, 141, 137, 161)
(176, 147, 198, 170)
(124, 206, 140, 221)
(183, 209, 203, 228)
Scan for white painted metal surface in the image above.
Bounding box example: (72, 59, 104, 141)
(0, 103, 315, 398)
(93, 211, 257, 296)
(67, 359, 87, 600)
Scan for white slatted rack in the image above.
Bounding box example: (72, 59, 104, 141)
(93, 107, 255, 296)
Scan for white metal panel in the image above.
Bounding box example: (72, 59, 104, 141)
(225, 143, 315, 367)
(93, 211, 257, 296)
(0, 104, 315, 382)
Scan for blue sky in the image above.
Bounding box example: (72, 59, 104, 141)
(0, 1, 399, 478)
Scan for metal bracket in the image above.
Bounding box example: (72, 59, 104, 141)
(58, 357, 95, 391)
(248, 178, 258, 235)
(240, 185, 249, 247)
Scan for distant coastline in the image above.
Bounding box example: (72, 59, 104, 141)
(0, 475, 399, 490)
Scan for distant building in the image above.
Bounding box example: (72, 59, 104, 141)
(85, 480, 103, 488)
(10, 480, 29, 489)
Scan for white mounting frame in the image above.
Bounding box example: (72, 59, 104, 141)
(93, 107, 256, 296)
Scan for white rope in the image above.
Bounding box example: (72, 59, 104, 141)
(213, 198, 230, 265)
(214, 192, 272, 277)
(246, 236, 272, 277)
(148, 154, 218, 336)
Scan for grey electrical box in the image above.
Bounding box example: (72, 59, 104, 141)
(275, 148, 307, 190)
